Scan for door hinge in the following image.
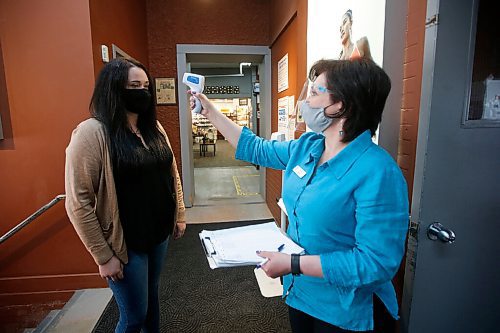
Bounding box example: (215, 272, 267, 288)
(409, 221, 419, 239)
(425, 14, 439, 28)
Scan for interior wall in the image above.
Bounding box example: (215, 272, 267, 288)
(270, 0, 299, 44)
(393, 0, 427, 311)
(268, 19, 298, 221)
(267, 0, 307, 223)
(0, 0, 98, 331)
(89, 0, 149, 77)
(398, 0, 427, 203)
(146, 0, 270, 179)
(0, 39, 11, 144)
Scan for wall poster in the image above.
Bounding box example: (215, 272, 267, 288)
(155, 78, 176, 105)
(307, 0, 386, 70)
(307, 0, 386, 141)
(277, 95, 295, 140)
(277, 54, 289, 93)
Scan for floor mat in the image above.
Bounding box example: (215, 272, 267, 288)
(92, 220, 291, 333)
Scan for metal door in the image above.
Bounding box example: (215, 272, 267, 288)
(401, 0, 500, 332)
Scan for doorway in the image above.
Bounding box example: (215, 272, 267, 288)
(176, 45, 272, 222)
(190, 65, 260, 210)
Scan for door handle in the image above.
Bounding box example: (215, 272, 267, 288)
(427, 222, 456, 244)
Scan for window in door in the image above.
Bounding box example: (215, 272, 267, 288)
(466, 0, 500, 126)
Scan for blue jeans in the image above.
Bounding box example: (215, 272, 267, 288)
(108, 237, 169, 333)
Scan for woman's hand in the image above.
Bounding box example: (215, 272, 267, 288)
(189, 91, 217, 116)
(257, 251, 292, 279)
(174, 222, 186, 240)
(98, 255, 123, 282)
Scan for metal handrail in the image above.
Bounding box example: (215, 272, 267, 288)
(0, 194, 66, 245)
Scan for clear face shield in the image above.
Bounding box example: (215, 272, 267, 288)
(289, 78, 335, 136)
(289, 80, 310, 136)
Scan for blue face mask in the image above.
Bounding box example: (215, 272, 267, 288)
(300, 102, 333, 133)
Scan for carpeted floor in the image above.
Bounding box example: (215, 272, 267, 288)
(92, 220, 291, 333)
(194, 140, 253, 168)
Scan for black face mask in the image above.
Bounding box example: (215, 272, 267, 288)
(122, 88, 152, 114)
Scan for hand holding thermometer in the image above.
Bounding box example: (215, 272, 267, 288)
(182, 73, 205, 113)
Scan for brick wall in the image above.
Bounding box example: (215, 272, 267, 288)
(398, 0, 427, 202)
(393, 0, 427, 308)
(146, 0, 271, 176)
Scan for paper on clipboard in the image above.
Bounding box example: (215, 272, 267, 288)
(199, 235, 219, 269)
(277, 198, 288, 216)
(198, 222, 304, 269)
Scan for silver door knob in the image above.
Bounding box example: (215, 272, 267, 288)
(427, 222, 456, 243)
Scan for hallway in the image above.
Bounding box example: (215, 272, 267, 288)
(186, 134, 274, 224)
(186, 166, 274, 224)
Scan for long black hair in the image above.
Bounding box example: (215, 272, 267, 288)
(90, 58, 170, 167)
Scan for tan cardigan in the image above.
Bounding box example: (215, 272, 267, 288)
(65, 118, 186, 265)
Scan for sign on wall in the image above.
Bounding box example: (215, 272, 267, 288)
(277, 54, 289, 93)
(204, 85, 240, 95)
(277, 95, 295, 140)
(155, 78, 177, 105)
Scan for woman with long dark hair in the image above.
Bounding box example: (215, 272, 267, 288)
(65, 58, 186, 332)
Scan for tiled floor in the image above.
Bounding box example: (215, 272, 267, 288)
(186, 166, 274, 224)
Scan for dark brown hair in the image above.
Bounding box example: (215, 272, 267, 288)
(309, 58, 391, 142)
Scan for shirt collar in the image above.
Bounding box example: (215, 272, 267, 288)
(312, 130, 373, 179)
(306, 134, 326, 164)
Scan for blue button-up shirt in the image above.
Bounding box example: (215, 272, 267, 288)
(236, 127, 409, 331)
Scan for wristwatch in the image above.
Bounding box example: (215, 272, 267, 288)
(291, 254, 301, 276)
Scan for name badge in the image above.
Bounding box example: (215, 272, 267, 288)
(293, 165, 306, 178)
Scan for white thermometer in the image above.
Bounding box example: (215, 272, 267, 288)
(182, 73, 205, 113)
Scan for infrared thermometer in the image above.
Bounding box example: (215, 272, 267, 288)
(182, 73, 205, 113)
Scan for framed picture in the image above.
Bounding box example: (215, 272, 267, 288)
(155, 78, 176, 105)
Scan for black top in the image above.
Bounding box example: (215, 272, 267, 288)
(112, 131, 175, 252)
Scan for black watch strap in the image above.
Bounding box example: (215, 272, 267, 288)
(291, 254, 301, 276)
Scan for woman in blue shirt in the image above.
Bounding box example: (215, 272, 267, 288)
(191, 58, 409, 332)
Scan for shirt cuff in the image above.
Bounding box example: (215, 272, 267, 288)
(235, 126, 252, 160)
